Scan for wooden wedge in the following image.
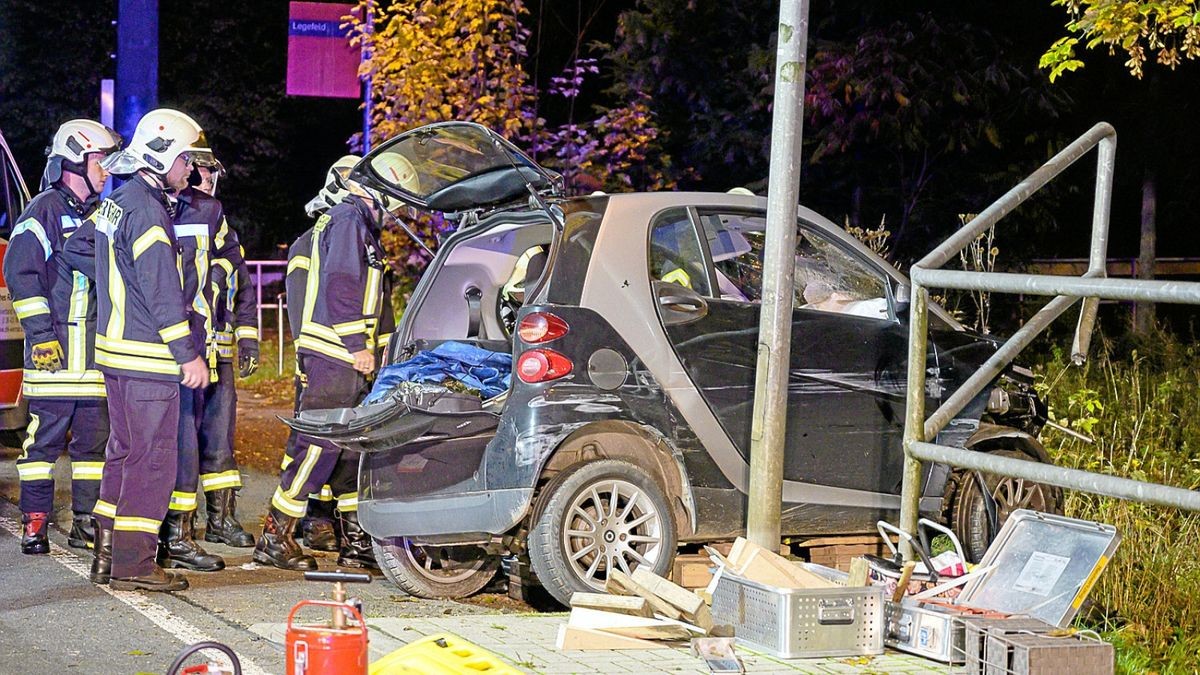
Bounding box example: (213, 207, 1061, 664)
(556, 624, 669, 650)
(568, 607, 694, 641)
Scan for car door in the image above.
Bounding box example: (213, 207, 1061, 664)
(652, 207, 911, 496)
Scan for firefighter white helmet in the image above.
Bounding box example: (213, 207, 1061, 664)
(304, 154, 360, 218)
(347, 151, 417, 214)
(102, 108, 209, 176)
(40, 119, 122, 190)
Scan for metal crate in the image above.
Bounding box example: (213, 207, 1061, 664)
(953, 619, 1113, 675)
(710, 571, 884, 659)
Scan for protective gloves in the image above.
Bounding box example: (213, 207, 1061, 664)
(31, 340, 64, 372)
(238, 339, 260, 378)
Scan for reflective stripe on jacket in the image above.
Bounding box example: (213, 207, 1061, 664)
(293, 197, 386, 366)
(83, 177, 200, 381)
(4, 188, 105, 398)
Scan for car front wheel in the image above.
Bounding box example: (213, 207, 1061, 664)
(944, 448, 1064, 563)
(374, 537, 500, 599)
(528, 459, 678, 606)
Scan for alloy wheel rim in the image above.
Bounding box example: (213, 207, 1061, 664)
(402, 540, 488, 583)
(562, 479, 664, 590)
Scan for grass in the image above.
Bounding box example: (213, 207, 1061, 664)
(1034, 330, 1200, 673)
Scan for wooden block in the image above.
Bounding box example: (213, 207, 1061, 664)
(569, 592, 654, 618)
(735, 548, 838, 590)
(631, 567, 705, 615)
(606, 570, 683, 621)
(568, 607, 695, 640)
(630, 567, 714, 633)
(556, 624, 669, 651)
(795, 535, 880, 548)
(847, 557, 870, 587)
(672, 554, 714, 589)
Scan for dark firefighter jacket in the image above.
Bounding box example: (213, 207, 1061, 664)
(80, 177, 200, 380)
(211, 252, 257, 364)
(174, 187, 256, 372)
(3, 187, 105, 398)
(291, 196, 391, 367)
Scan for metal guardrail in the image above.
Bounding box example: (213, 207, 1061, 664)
(898, 122, 1200, 558)
(246, 260, 288, 374)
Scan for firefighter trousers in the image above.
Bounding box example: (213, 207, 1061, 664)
(271, 356, 365, 519)
(198, 361, 241, 495)
(94, 375, 180, 579)
(16, 398, 109, 514)
(168, 384, 205, 515)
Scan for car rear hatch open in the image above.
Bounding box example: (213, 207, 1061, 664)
(282, 383, 501, 454)
(348, 121, 561, 219)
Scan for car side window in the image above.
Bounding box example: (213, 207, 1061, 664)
(796, 228, 889, 320)
(698, 211, 889, 319)
(648, 209, 712, 297)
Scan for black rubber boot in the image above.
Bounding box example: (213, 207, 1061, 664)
(110, 565, 189, 592)
(204, 488, 254, 548)
(67, 512, 95, 550)
(89, 518, 113, 585)
(303, 519, 339, 552)
(299, 497, 338, 551)
(335, 510, 379, 570)
(20, 512, 49, 555)
(159, 511, 225, 572)
(253, 508, 318, 571)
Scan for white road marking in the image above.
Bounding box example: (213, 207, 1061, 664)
(0, 515, 271, 675)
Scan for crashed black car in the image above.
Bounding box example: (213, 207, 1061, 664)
(289, 122, 1060, 605)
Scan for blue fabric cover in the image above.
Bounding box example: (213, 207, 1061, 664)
(364, 341, 512, 403)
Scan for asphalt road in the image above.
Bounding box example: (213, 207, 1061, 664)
(0, 422, 524, 675)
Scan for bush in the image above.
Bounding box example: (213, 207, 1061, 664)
(1034, 330, 1200, 670)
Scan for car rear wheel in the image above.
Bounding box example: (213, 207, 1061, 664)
(528, 459, 678, 607)
(944, 448, 1064, 563)
(374, 537, 499, 599)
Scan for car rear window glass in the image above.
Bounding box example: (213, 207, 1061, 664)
(648, 209, 714, 297)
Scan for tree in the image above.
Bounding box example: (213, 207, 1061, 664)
(348, 0, 538, 147)
(1038, 1, 1200, 334)
(606, 3, 1072, 261)
(348, 0, 686, 290)
(1041, 0, 1200, 81)
(802, 13, 1071, 255)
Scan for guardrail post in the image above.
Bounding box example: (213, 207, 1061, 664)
(1072, 133, 1117, 363)
(899, 281, 929, 559)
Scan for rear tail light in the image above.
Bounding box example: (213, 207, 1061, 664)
(516, 348, 573, 383)
(518, 311, 569, 343)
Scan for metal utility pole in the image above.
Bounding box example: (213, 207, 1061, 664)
(115, 0, 158, 144)
(746, 0, 810, 550)
(361, 2, 374, 153)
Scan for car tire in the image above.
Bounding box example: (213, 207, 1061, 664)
(944, 448, 1064, 563)
(373, 537, 499, 599)
(528, 459, 678, 607)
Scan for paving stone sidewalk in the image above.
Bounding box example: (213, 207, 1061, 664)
(250, 613, 950, 674)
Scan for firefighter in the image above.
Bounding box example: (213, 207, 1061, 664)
(73, 108, 211, 592)
(153, 149, 252, 572)
(194, 154, 259, 548)
(254, 154, 409, 571)
(291, 155, 360, 553)
(5, 120, 120, 554)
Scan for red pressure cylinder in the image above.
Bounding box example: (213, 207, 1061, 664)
(285, 600, 369, 675)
